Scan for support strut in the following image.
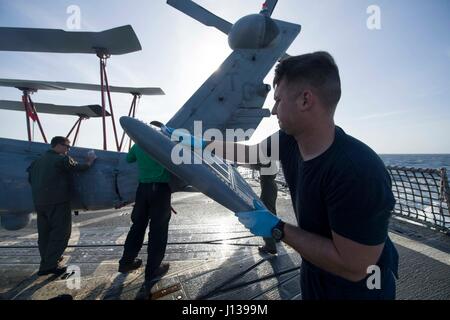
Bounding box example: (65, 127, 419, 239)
(119, 93, 141, 152)
(97, 49, 120, 151)
(21, 90, 47, 143)
(66, 116, 86, 146)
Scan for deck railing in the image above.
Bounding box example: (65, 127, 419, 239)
(239, 166, 450, 233)
(386, 166, 449, 233)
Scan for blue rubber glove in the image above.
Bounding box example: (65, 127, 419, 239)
(235, 200, 281, 238)
(161, 125, 207, 149)
(160, 124, 174, 137)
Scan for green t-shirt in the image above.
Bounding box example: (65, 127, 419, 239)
(127, 144, 170, 183)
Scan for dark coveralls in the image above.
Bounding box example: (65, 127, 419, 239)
(119, 144, 171, 281)
(27, 150, 89, 272)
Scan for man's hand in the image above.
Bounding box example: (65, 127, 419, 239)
(86, 150, 97, 166)
(235, 200, 280, 238)
(161, 125, 207, 149)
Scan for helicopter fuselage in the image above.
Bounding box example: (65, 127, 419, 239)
(0, 137, 139, 230)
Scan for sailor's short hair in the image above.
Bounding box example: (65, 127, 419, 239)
(274, 51, 341, 109)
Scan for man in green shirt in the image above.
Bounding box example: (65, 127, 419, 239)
(28, 136, 96, 276)
(119, 144, 172, 292)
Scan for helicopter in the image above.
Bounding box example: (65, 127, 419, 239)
(122, 0, 301, 215)
(0, 0, 301, 230)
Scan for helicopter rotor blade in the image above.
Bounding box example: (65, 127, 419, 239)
(261, 0, 278, 16)
(0, 25, 141, 55)
(167, 0, 232, 35)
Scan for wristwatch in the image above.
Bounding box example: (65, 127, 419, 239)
(271, 220, 286, 242)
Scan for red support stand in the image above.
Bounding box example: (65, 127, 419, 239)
(21, 90, 47, 143)
(129, 94, 140, 151)
(66, 118, 80, 139)
(72, 117, 83, 146)
(22, 94, 32, 142)
(66, 117, 86, 146)
(97, 50, 120, 151)
(102, 62, 120, 152)
(119, 93, 140, 152)
(99, 56, 108, 150)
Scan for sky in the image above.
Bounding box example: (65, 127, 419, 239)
(0, 0, 449, 154)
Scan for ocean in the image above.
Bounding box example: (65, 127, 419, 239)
(263, 154, 450, 229)
(379, 154, 450, 171)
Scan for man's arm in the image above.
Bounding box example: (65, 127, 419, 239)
(207, 131, 279, 165)
(236, 204, 385, 282)
(282, 224, 384, 282)
(162, 125, 279, 165)
(61, 155, 94, 172)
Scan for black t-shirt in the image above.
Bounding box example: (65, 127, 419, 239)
(278, 126, 398, 276)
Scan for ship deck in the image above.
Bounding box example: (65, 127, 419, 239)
(0, 180, 449, 300)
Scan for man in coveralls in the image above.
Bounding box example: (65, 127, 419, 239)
(28, 136, 96, 276)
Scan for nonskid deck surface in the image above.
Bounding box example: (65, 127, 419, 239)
(0, 181, 449, 300)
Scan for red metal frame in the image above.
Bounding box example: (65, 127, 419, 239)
(21, 91, 47, 143)
(72, 118, 83, 146)
(99, 56, 108, 150)
(129, 94, 138, 151)
(15, 53, 142, 150)
(22, 94, 32, 142)
(98, 52, 121, 151)
(119, 93, 140, 152)
(102, 61, 120, 151)
(66, 117, 86, 146)
(19, 89, 85, 146)
(66, 118, 81, 139)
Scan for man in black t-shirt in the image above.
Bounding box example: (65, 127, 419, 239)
(167, 52, 399, 299)
(233, 52, 399, 299)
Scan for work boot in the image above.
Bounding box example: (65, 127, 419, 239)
(38, 266, 68, 276)
(118, 258, 142, 273)
(146, 262, 170, 282)
(136, 263, 170, 300)
(258, 245, 277, 255)
(135, 281, 154, 300)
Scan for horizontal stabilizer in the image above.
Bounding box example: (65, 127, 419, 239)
(0, 25, 141, 55)
(0, 100, 110, 117)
